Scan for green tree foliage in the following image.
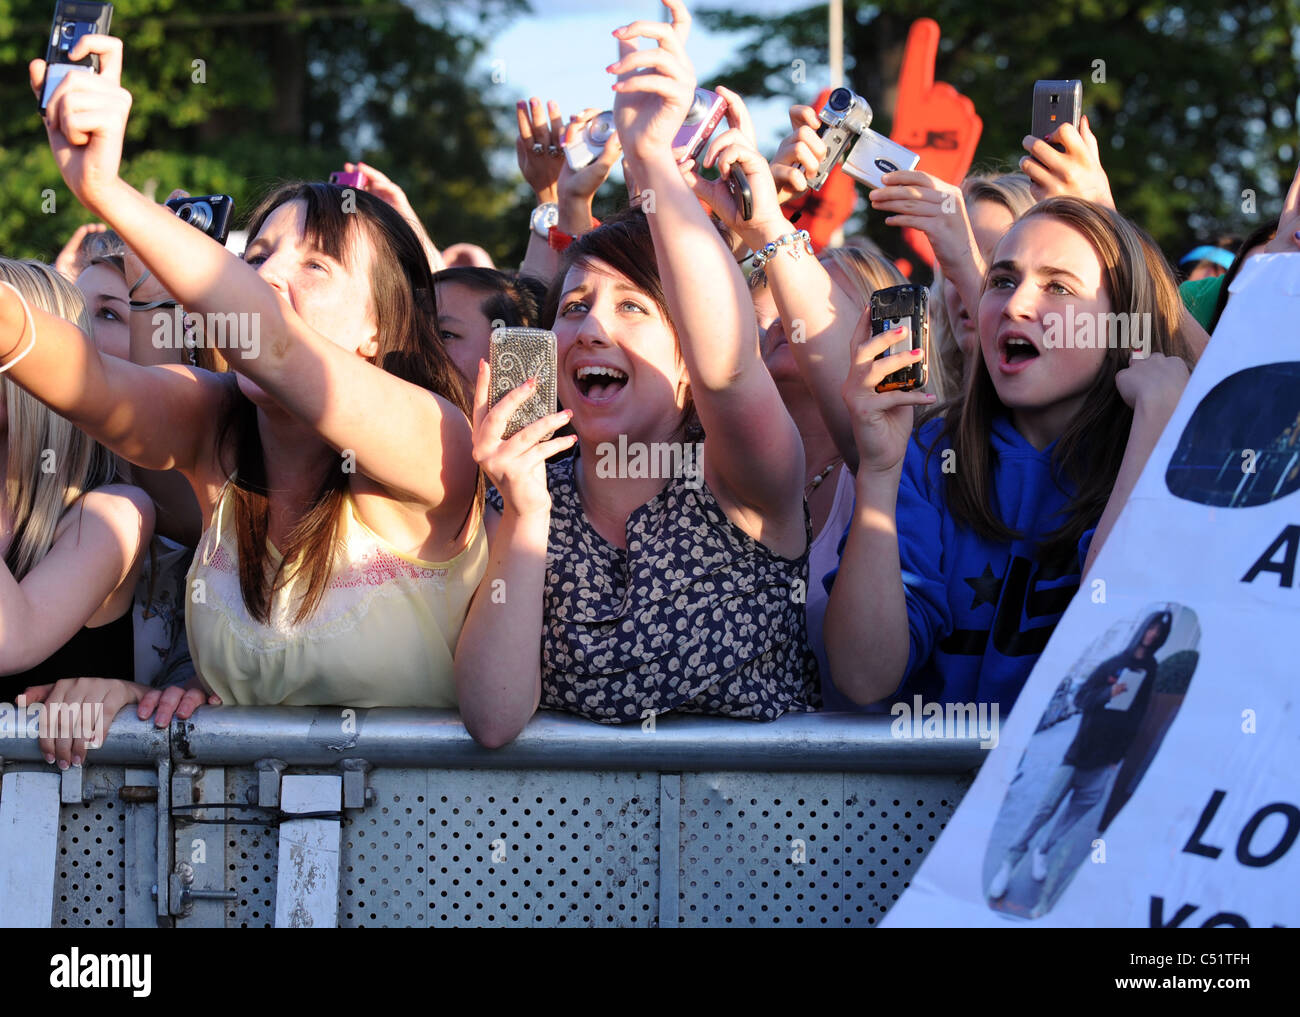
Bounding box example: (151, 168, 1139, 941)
(698, 0, 1300, 259)
(0, 0, 527, 263)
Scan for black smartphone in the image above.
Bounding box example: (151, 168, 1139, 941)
(1031, 79, 1082, 153)
(165, 194, 236, 247)
(871, 284, 929, 393)
(727, 165, 753, 221)
(39, 1, 113, 115)
(489, 327, 558, 439)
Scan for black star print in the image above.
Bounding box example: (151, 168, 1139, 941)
(964, 563, 1004, 610)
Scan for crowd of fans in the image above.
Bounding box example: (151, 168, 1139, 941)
(2, 0, 1298, 767)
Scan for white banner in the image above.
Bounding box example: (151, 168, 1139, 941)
(884, 253, 1300, 928)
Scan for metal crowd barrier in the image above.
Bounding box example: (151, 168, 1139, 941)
(0, 709, 981, 928)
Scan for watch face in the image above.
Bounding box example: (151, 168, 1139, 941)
(532, 203, 559, 237)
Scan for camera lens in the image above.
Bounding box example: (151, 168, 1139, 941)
(682, 89, 709, 126)
(62, 23, 77, 38)
(587, 113, 615, 146)
(175, 201, 213, 232)
(828, 88, 853, 113)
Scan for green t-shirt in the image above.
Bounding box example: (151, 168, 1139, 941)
(1179, 275, 1225, 331)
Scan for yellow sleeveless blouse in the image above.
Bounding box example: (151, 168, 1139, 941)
(185, 481, 486, 707)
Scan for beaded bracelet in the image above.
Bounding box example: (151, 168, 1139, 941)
(750, 229, 813, 270)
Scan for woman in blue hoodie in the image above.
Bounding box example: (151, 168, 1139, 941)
(823, 198, 1196, 715)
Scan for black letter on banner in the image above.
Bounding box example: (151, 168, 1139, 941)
(1150, 897, 1198, 928)
(1241, 525, 1299, 586)
(1183, 789, 1227, 859)
(1235, 802, 1300, 868)
(1200, 912, 1249, 928)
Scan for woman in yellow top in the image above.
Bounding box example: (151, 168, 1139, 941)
(1, 36, 483, 722)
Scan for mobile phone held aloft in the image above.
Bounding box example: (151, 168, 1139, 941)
(489, 327, 558, 440)
(1032, 79, 1082, 152)
(330, 169, 368, 189)
(39, 1, 113, 115)
(871, 284, 929, 393)
(165, 194, 236, 248)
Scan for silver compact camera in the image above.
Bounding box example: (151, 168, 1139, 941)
(564, 111, 617, 171)
(807, 87, 874, 190)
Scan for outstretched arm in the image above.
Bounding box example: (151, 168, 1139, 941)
(611, 3, 804, 525)
(32, 35, 475, 514)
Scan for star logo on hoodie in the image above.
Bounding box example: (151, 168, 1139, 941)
(964, 562, 1004, 610)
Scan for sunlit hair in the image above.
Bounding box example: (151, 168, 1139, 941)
(0, 259, 117, 580)
(929, 172, 1035, 402)
(923, 196, 1196, 564)
(817, 245, 906, 308)
(543, 208, 700, 440)
(218, 181, 476, 625)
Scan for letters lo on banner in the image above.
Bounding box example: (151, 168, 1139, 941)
(883, 253, 1300, 928)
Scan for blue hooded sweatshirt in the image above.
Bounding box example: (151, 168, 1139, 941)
(823, 416, 1094, 716)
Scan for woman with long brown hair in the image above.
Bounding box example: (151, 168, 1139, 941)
(824, 197, 1197, 714)
(4, 35, 483, 714)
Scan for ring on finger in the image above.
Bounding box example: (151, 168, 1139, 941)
(532, 142, 544, 155)
(548, 145, 560, 157)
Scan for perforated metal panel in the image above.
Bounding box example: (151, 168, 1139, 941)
(676, 771, 972, 927)
(340, 769, 660, 927)
(52, 770, 128, 928)
(842, 774, 973, 926)
(222, 769, 278, 928)
(27, 758, 971, 927)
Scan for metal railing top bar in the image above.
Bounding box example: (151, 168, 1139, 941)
(0, 711, 168, 765)
(171, 708, 986, 773)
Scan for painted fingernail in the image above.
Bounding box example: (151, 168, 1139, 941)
(912, 348, 923, 356)
(58, 759, 69, 771)
(44, 754, 55, 764)
(72, 755, 82, 767)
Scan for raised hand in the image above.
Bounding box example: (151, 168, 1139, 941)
(471, 361, 575, 520)
(770, 104, 827, 203)
(30, 34, 131, 215)
(609, 1, 697, 165)
(1262, 157, 1300, 254)
(515, 98, 567, 203)
(843, 309, 935, 476)
(1021, 116, 1116, 209)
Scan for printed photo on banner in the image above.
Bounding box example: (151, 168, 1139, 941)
(982, 604, 1200, 919)
(1165, 361, 1300, 508)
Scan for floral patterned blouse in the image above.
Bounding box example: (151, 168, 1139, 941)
(541, 453, 820, 723)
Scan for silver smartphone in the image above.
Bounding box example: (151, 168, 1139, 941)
(488, 327, 558, 439)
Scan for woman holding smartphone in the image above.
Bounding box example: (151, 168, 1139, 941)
(455, 0, 818, 745)
(3, 35, 483, 713)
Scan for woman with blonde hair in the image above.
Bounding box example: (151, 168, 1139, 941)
(0, 258, 163, 766)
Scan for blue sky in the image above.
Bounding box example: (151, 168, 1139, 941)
(483, 0, 826, 178)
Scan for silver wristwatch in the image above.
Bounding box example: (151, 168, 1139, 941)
(530, 202, 559, 238)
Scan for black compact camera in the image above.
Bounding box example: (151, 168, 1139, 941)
(39, 1, 114, 115)
(165, 195, 236, 247)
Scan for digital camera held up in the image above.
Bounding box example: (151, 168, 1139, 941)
(165, 194, 235, 248)
(808, 86, 920, 191)
(39, 1, 114, 114)
(671, 88, 727, 165)
(564, 111, 617, 171)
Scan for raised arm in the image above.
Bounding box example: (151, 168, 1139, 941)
(1082, 352, 1189, 576)
(0, 282, 226, 476)
(611, 4, 804, 523)
(454, 367, 575, 748)
(33, 35, 474, 513)
(823, 316, 935, 703)
(0, 486, 153, 677)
